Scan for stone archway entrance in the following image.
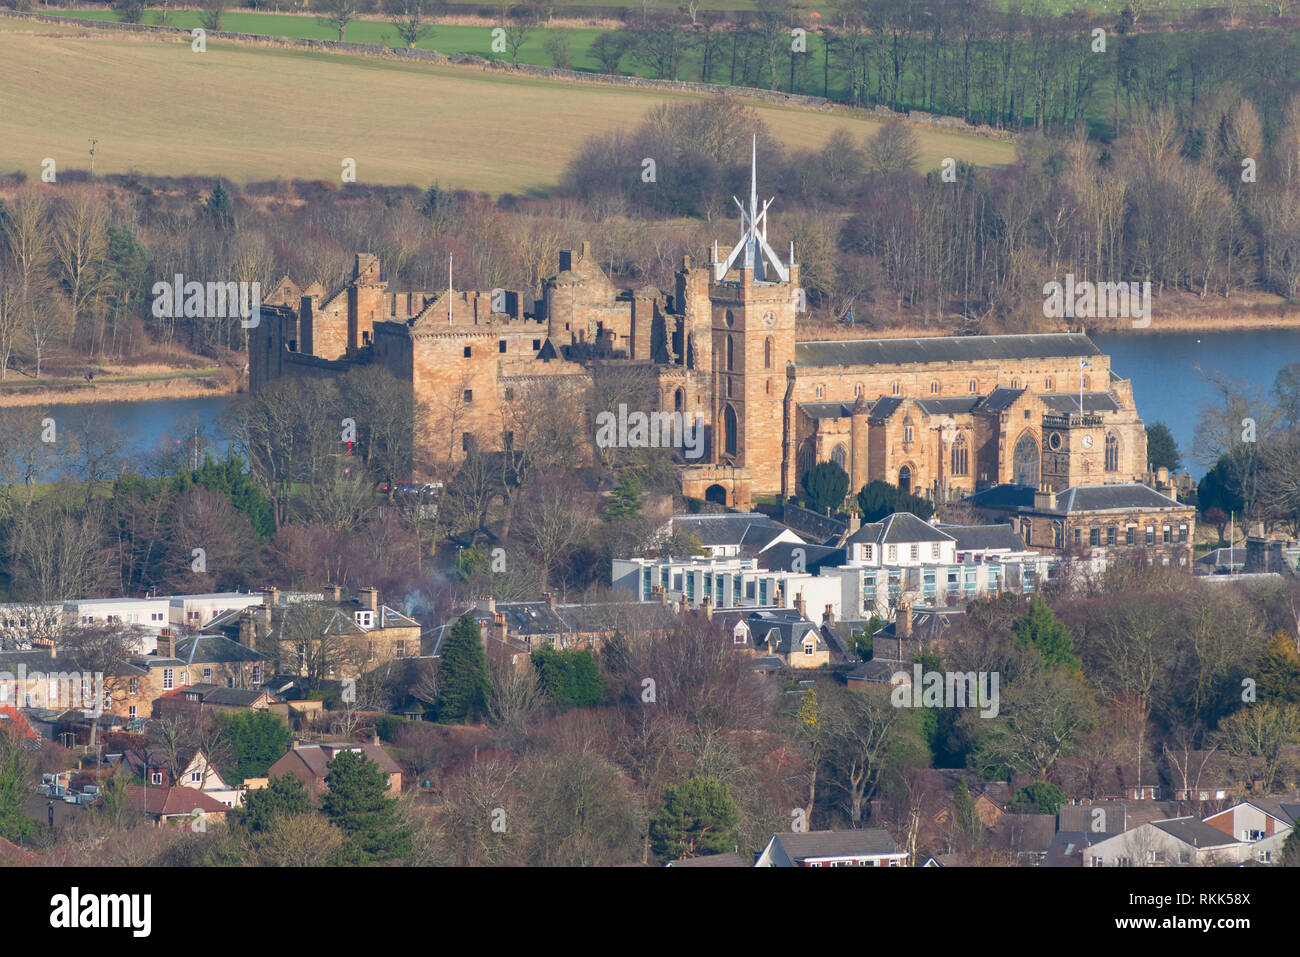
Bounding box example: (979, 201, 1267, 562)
(705, 484, 728, 506)
(898, 465, 912, 494)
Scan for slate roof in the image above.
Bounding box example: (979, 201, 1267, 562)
(0, 649, 147, 677)
(966, 484, 1037, 509)
(1152, 817, 1245, 849)
(756, 543, 845, 573)
(1054, 484, 1183, 513)
(845, 659, 902, 683)
(437, 601, 678, 649)
(768, 829, 902, 859)
(935, 523, 1027, 552)
(1039, 392, 1122, 414)
(872, 608, 964, 641)
(800, 401, 857, 420)
(669, 513, 796, 550)
(173, 634, 268, 665)
(846, 512, 955, 546)
(867, 396, 904, 420)
(979, 387, 1025, 412)
(743, 610, 824, 656)
(913, 396, 981, 416)
(169, 683, 272, 708)
(990, 813, 1057, 853)
(795, 333, 1102, 368)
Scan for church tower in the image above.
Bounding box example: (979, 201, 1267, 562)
(707, 138, 799, 496)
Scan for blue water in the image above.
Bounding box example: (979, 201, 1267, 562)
(1092, 329, 1300, 468)
(30, 328, 1300, 481)
(39, 396, 235, 480)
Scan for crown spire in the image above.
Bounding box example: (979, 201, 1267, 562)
(715, 135, 790, 283)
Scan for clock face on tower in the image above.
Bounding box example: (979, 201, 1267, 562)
(1081, 435, 1094, 449)
(763, 312, 776, 327)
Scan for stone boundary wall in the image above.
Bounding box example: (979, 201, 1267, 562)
(1, 10, 1017, 142)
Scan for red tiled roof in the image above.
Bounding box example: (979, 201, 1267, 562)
(127, 785, 230, 816)
(0, 705, 38, 739)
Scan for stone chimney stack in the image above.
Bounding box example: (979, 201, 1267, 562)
(264, 586, 280, 607)
(823, 604, 835, 626)
(545, 592, 557, 613)
(701, 596, 713, 621)
(794, 592, 807, 620)
(1034, 485, 1056, 512)
(327, 584, 342, 603)
(160, 635, 176, 659)
(493, 611, 507, 643)
(896, 600, 913, 639)
(359, 587, 379, 612)
(238, 609, 256, 650)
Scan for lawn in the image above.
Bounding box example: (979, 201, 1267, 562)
(0, 27, 1015, 193)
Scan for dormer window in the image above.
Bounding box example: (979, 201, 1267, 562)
(355, 610, 374, 629)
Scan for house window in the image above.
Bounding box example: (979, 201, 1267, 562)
(163, 669, 174, 691)
(505, 387, 515, 401)
(931, 543, 941, 559)
(891, 382, 900, 395)
(1105, 433, 1119, 471)
(129, 678, 138, 696)
(463, 389, 473, 402)
(252, 666, 261, 685)
(1045, 377, 1053, 390)
(129, 706, 137, 719)
(910, 545, 919, 561)
(903, 425, 914, 443)
(1107, 525, 1117, 545)
(151, 771, 163, 785)
(203, 668, 212, 682)
(863, 544, 873, 561)
(1126, 526, 1136, 545)
(191, 771, 203, 783)
(803, 642, 815, 656)
(396, 640, 407, 657)
(1163, 525, 1172, 543)
(462, 432, 473, 452)
(1179, 524, 1188, 542)
(930, 381, 939, 395)
(1146, 526, 1155, 545)
(464, 346, 472, 357)
(1074, 529, 1082, 545)
(1090, 527, 1100, 546)
(815, 385, 824, 398)
(887, 545, 897, 562)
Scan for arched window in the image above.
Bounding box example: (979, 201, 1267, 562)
(898, 465, 912, 493)
(891, 381, 900, 396)
(686, 335, 695, 370)
(725, 335, 734, 372)
(724, 310, 735, 327)
(930, 381, 940, 395)
(815, 385, 824, 398)
(831, 444, 848, 471)
(724, 405, 738, 456)
(764, 337, 773, 369)
(969, 379, 977, 394)
(1010, 377, 1020, 389)
(854, 382, 863, 397)
(674, 388, 684, 412)
(951, 433, 969, 476)
(903, 417, 915, 444)
(798, 440, 815, 474)
(1105, 433, 1119, 471)
(1045, 377, 1054, 391)
(1013, 432, 1039, 487)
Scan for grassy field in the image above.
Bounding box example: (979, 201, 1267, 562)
(0, 26, 1015, 193)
